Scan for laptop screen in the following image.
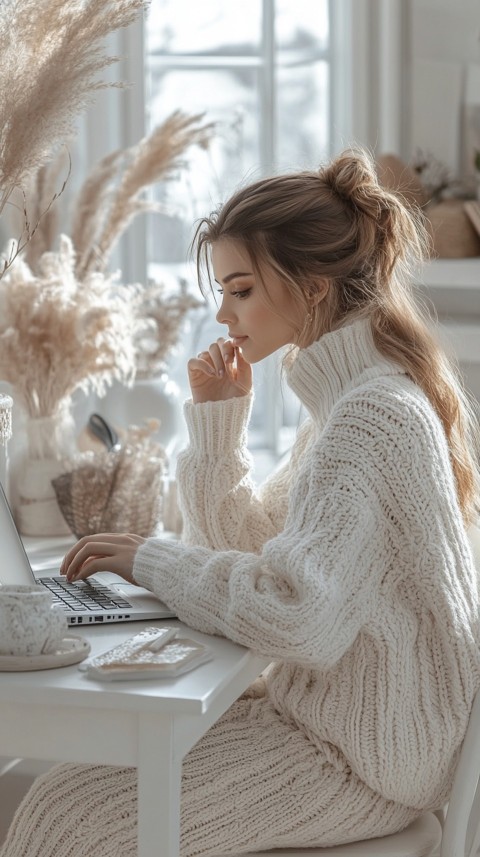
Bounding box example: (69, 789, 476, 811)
(0, 482, 38, 586)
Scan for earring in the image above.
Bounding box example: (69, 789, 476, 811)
(305, 312, 313, 323)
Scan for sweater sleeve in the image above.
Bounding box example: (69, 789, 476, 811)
(134, 409, 384, 670)
(175, 394, 312, 553)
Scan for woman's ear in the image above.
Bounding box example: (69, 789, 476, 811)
(309, 278, 330, 306)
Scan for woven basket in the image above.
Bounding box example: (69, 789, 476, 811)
(425, 199, 480, 258)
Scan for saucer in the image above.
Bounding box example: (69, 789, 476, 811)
(0, 636, 91, 671)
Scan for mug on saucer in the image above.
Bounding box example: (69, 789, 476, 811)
(0, 585, 67, 657)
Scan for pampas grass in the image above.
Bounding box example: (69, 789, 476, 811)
(22, 149, 71, 274)
(0, 0, 148, 211)
(134, 279, 203, 378)
(72, 111, 212, 277)
(0, 0, 149, 276)
(0, 235, 141, 418)
(15, 110, 212, 378)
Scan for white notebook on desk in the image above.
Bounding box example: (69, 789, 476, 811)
(0, 482, 176, 626)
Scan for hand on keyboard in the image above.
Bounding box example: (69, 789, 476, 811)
(60, 533, 146, 584)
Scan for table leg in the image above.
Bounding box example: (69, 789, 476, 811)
(137, 712, 182, 857)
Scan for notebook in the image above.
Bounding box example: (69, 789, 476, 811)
(0, 482, 176, 625)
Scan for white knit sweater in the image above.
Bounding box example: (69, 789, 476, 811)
(134, 317, 480, 811)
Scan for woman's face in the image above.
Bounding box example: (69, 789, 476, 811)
(211, 239, 304, 364)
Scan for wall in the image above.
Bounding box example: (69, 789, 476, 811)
(409, 0, 480, 178)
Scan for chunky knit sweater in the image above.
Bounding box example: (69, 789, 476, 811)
(2, 318, 480, 857)
(134, 317, 480, 811)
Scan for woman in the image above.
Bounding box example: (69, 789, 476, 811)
(2, 149, 479, 856)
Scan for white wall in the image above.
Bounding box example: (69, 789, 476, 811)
(408, 0, 480, 176)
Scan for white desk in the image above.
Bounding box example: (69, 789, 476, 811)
(0, 539, 269, 857)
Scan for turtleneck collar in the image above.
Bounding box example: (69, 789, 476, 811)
(286, 317, 406, 426)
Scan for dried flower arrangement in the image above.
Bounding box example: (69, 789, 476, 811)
(0, 0, 150, 279)
(0, 235, 141, 419)
(0, 0, 210, 536)
(17, 111, 210, 380)
(410, 148, 459, 203)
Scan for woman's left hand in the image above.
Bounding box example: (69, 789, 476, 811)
(60, 533, 146, 583)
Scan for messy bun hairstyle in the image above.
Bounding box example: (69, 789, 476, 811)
(193, 149, 479, 521)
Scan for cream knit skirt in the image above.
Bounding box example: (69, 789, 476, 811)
(0, 688, 418, 857)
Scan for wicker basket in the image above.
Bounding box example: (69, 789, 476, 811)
(425, 199, 480, 258)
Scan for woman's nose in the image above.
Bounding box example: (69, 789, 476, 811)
(215, 300, 235, 326)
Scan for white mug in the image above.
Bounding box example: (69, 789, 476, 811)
(0, 585, 67, 657)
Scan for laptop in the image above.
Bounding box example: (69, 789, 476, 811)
(0, 482, 176, 625)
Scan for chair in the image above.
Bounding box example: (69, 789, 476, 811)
(232, 687, 480, 857)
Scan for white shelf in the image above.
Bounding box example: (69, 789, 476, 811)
(418, 258, 480, 289)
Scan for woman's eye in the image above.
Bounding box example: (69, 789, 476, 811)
(232, 289, 252, 300)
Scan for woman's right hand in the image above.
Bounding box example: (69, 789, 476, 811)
(187, 338, 252, 404)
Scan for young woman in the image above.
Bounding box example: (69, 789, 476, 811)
(2, 150, 479, 856)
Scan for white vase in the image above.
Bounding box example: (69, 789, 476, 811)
(14, 402, 77, 537)
(97, 373, 186, 464)
(0, 393, 13, 504)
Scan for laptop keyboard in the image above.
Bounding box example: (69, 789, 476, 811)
(40, 576, 133, 613)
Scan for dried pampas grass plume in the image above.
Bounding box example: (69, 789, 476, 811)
(0, 0, 149, 277)
(0, 235, 141, 418)
(73, 111, 213, 277)
(22, 148, 71, 274)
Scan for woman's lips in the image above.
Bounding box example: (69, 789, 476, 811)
(230, 335, 248, 347)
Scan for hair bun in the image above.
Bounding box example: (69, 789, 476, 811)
(322, 150, 386, 221)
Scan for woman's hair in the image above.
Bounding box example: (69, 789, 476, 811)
(192, 148, 479, 521)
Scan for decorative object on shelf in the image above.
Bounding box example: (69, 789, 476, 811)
(410, 148, 461, 204)
(0, 236, 140, 535)
(0, 0, 149, 280)
(52, 422, 167, 539)
(426, 199, 480, 259)
(0, 392, 13, 503)
(377, 151, 480, 259)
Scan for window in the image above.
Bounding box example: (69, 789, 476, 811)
(145, 0, 330, 267)
(143, 2, 335, 468)
(137, 1, 336, 473)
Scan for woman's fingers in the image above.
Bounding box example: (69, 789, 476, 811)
(60, 533, 144, 582)
(188, 353, 216, 376)
(188, 339, 252, 401)
(188, 340, 234, 380)
(233, 346, 253, 392)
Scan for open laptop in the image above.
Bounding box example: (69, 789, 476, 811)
(0, 482, 176, 625)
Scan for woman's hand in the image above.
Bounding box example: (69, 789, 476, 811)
(187, 338, 252, 404)
(60, 533, 146, 583)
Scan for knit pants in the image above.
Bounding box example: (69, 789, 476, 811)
(0, 688, 418, 857)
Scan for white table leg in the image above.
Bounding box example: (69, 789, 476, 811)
(137, 712, 182, 857)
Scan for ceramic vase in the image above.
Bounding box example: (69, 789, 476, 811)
(14, 401, 77, 536)
(98, 372, 186, 463)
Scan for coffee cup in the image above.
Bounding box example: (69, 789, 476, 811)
(0, 585, 67, 657)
